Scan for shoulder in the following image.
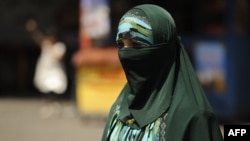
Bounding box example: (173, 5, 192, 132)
(169, 102, 217, 125)
(191, 108, 216, 121)
(185, 104, 216, 120)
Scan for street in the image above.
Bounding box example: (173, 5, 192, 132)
(0, 98, 105, 141)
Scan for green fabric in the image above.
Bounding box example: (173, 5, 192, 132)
(117, 4, 177, 129)
(101, 4, 223, 141)
(118, 43, 175, 129)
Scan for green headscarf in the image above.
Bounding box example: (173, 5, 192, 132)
(116, 4, 213, 129)
(102, 4, 223, 141)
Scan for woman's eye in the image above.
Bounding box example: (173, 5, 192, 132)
(117, 39, 146, 48)
(133, 42, 144, 47)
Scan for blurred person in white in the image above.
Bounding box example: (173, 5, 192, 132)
(26, 19, 68, 118)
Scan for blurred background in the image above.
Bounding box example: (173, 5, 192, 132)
(0, 0, 249, 140)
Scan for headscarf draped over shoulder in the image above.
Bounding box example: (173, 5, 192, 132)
(103, 4, 223, 141)
(117, 4, 180, 128)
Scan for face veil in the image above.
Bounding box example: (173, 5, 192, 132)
(116, 4, 179, 128)
(101, 4, 223, 141)
(115, 4, 213, 129)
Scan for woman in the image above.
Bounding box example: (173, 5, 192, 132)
(101, 4, 223, 141)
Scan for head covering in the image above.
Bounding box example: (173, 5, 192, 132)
(115, 4, 214, 129)
(116, 9, 153, 46)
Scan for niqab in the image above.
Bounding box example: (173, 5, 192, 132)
(117, 4, 212, 129)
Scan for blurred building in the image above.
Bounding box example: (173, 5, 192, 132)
(0, 0, 249, 123)
(0, 0, 79, 99)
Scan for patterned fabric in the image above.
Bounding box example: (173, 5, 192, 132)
(105, 105, 168, 141)
(116, 11, 153, 46)
(102, 4, 224, 141)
